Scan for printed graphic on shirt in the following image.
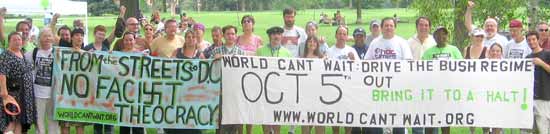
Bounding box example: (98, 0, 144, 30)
(335, 54, 350, 60)
(374, 48, 397, 59)
(35, 57, 53, 86)
(508, 49, 525, 59)
(282, 36, 299, 46)
(432, 53, 451, 60)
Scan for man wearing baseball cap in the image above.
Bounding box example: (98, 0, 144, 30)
(352, 27, 369, 60)
(256, 26, 293, 57)
(256, 26, 292, 134)
(422, 27, 463, 60)
(504, 19, 531, 59)
(366, 19, 381, 47)
(256, 26, 292, 58)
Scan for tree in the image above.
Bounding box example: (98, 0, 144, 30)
(87, 0, 118, 16)
(391, 0, 402, 8)
(120, 0, 139, 19)
(356, 0, 363, 24)
(411, 0, 525, 51)
(528, 0, 538, 31)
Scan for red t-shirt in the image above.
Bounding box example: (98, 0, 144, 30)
(541, 38, 550, 50)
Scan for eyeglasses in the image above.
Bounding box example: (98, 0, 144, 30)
(539, 29, 549, 32)
(474, 35, 484, 38)
(128, 23, 139, 26)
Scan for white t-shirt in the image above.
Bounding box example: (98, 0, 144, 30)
(30, 25, 40, 42)
(408, 34, 436, 60)
(365, 36, 413, 60)
(327, 45, 359, 60)
(282, 26, 307, 57)
(504, 39, 531, 59)
(25, 48, 54, 98)
(484, 34, 509, 48)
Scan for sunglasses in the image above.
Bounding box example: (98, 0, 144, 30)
(539, 29, 549, 32)
(243, 20, 253, 24)
(145, 28, 153, 31)
(474, 35, 484, 38)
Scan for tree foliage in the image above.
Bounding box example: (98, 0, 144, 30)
(411, 0, 527, 50)
(87, 0, 119, 16)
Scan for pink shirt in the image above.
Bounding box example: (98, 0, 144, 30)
(237, 35, 262, 55)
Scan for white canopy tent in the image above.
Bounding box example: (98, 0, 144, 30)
(0, 0, 86, 15)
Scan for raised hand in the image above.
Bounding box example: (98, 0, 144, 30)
(53, 13, 60, 20)
(467, 1, 475, 9)
(120, 5, 127, 17)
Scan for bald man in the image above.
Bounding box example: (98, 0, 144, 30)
(465, 1, 508, 48)
(109, 6, 148, 51)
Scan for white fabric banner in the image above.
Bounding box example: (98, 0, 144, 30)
(221, 56, 534, 128)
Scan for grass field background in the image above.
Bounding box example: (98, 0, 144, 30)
(2, 8, 525, 134)
(3, 8, 418, 46)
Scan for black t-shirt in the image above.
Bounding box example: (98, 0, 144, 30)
(83, 39, 110, 51)
(527, 50, 550, 100)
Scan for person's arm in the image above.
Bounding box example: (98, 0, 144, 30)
(0, 74, 16, 106)
(106, 27, 116, 44)
(0, 75, 7, 98)
(113, 6, 126, 38)
(170, 49, 177, 58)
(463, 47, 468, 59)
(534, 57, 550, 73)
(465, 0, 475, 32)
(49, 13, 61, 43)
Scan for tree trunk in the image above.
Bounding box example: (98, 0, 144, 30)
(528, 0, 539, 31)
(196, 0, 201, 12)
(349, 0, 353, 8)
(162, 0, 167, 12)
(121, 0, 139, 19)
(356, 0, 362, 24)
(453, 0, 468, 51)
(240, 0, 246, 11)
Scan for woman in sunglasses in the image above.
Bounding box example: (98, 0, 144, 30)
(237, 15, 263, 56)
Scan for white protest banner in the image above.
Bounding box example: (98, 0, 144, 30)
(221, 56, 534, 128)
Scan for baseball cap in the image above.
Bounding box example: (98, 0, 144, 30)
(266, 26, 284, 35)
(472, 28, 486, 36)
(353, 28, 366, 36)
(434, 26, 449, 34)
(509, 19, 523, 28)
(370, 20, 380, 27)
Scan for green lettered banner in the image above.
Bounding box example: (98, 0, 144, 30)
(52, 47, 221, 129)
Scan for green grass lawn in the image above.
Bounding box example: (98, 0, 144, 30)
(3, 8, 526, 134)
(2, 8, 417, 46)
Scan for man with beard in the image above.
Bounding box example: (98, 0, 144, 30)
(281, 7, 307, 58)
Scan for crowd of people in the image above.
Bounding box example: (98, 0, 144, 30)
(1, 1, 550, 134)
